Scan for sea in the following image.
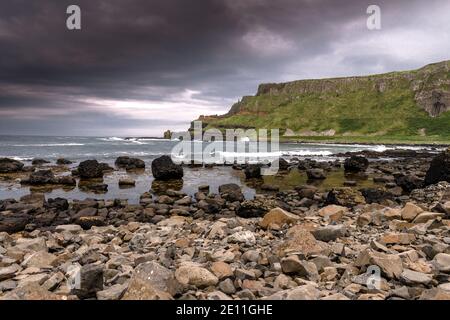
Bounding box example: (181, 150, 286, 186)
(0, 135, 443, 203)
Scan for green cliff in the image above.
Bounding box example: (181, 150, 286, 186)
(194, 60, 450, 143)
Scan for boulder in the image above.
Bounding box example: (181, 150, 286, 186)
(70, 264, 104, 299)
(25, 170, 57, 185)
(122, 262, 178, 300)
(175, 264, 219, 288)
(151, 155, 183, 180)
(344, 156, 369, 172)
(326, 188, 366, 207)
(306, 169, 326, 180)
(356, 249, 403, 279)
(311, 225, 347, 242)
(400, 202, 424, 221)
(31, 158, 50, 166)
(115, 156, 145, 170)
(78, 160, 105, 179)
(56, 158, 73, 165)
(424, 150, 450, 186)
(244, 164, 263, 179)
(395, 175, 424, 193)
(218, 183, 244, 202)
(260, 208, 300, 230)
(433, 253, 450, 273)
(0, 158, 24, 173)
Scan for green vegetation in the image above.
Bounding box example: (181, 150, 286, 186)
(197, 61, 450, 144)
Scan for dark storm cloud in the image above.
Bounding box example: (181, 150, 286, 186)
(0, 0, 449, 135)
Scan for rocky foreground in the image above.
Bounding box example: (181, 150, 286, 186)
(0, 150, 450, 300)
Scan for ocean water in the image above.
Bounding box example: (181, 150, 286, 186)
(0, 135, 434, 164)
(0, 135, 441, 203)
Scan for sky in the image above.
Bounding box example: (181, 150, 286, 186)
(0, 0, 449, 137)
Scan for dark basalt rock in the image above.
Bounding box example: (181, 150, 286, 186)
(31, 158, 50, 166)
(218, 183, 244, 202)
(78, 160, 105, 179)
(0, 158, 24, 173)
(26, 170, 57, 185)
(244, 164, 263, 179)
(360, 188, 394, 204)
(424, 150, 450, 186)
(115, 156, 146, 170)
(395, 174, 424, 193)
(56, 158, 73, 165)
(344, 156, 369, 173)
(151, 155, 183, 180)
(326, 187, 366, 207)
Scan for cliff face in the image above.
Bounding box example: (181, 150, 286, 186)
(194, 61, 450, 140)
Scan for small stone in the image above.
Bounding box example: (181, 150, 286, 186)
(400, 269, 432, 285)
(413, 212, 444, 224)
(281, 256, 319, 280)
(400, 203, 423, 221)
(175, 264, 219, 288)
(218, 278, 236, 294)
(227, 230, 256, 245)
(259, 208, 300, 230)
(122, 261, 178, 300)
(433, 253, 450, 273)
(311, 225, 347, 242)
(96, 284, 128, 300)
(0, 264, 20, 281)
(119, 178, 135, 186)
(379, 233, 416, 245)
(210, 261, 233, 279)
(70, 264, 104, 299)
(356, 249, 403, 279)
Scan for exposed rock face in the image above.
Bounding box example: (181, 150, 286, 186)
(424, 150, 450, 186)
(344, 156, 369, 173)
(151, 155, 183, 180)
(0, 158, 24, 173)
(115, 157, 145, 170)
(193, 61, 450, 136)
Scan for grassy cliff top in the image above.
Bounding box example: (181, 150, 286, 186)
(195, 60, 450, 144)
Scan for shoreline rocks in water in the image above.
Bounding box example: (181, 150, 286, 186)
(151, 155, 183, 180)
(1, 149, 450, 300)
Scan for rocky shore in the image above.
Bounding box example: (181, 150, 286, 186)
(0, 149, 450, 300)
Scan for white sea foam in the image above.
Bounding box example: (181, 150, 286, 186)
(11, 143, 84, 147)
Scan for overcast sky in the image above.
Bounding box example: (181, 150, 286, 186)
(0, 0, 449, 136)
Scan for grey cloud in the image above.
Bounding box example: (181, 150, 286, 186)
(0, 0, 449, 135)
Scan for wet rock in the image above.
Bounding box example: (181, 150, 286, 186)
(56, 158, 73, 165)
(395, 175, 423, 193)
(218, 183, 244, 202)
(306, 169, 326, 180)
(326, 188, 366, 208)
(31, 158, 50, 166)
(244, 164, 263, 179)
(115, 157, 145, 170)
(25, 170, 57, 185)
(424, 150, 450, 186)
(151, 155, 183, 180)
(78, 160, 105, 179)
(260, 208, 300, 230)
(344, 156, 369, 173)
(119, 178, 136, 186)
(57, 176, 76, 186)
(0, 158, 24, 173)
